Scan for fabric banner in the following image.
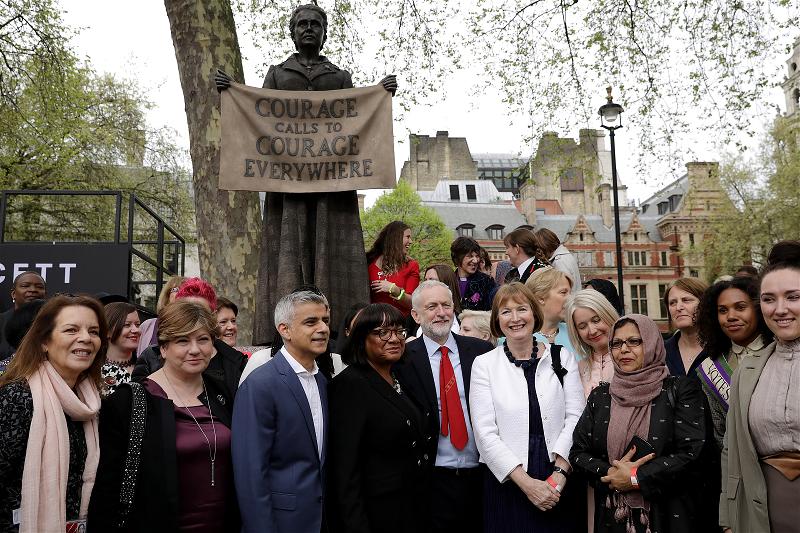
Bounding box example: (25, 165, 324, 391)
(219, 82, 396, 193)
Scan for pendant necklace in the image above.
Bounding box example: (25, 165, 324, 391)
(163, 370, 218, 487)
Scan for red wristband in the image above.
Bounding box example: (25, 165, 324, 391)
(630, 466, 639, 488)
(546, 476, 558, 489)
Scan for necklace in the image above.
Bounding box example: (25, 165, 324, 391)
(163, 370, 218, 487)
(541, 328, 558, 341)
(503, 336, 539, 369)
(391, 373, 403, 395)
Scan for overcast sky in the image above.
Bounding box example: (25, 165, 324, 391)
(60, 1, 791, 207)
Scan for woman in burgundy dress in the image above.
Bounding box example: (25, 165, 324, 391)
(88, 301, 239, 532)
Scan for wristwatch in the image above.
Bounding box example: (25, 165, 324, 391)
(552, 466, 570, 477)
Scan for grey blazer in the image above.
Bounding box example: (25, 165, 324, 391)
(719, 340, 776, 532)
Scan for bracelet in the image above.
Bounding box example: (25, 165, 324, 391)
(546, 476, 561, 492)
(388, 282, 398, 296)
(630, 466, 639, 489)
(393, 288, 405, 301)
(552, 466, 570, 477)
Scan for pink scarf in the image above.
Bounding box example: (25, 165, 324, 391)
(607, 314, 668, 529)
(21, 361, 100, 533)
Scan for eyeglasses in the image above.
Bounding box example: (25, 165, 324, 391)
(371, 328, 408, 341)
(609, 337, 644, 351)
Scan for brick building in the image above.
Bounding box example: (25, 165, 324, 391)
(398, 130, 728, 328)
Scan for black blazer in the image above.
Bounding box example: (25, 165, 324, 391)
(327, 364, 431, 533)
(569, 377, 716, 533)
(87, 381, 239, 533)
(395, 333, 494, 468)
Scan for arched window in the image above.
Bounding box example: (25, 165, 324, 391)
(486, 224, 505, 240)
(457, 223, 475, 237)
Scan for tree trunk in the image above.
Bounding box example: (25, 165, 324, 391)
(164, 0, 261, 342)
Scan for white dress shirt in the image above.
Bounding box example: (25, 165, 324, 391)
(422, 333, 480, 468)
(282, 347, 324, 458)
(516, 256, 535, 279)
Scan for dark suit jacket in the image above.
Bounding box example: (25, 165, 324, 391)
(327, 364, 431, 533)
(232, 351, 328, 533)
(87, 381, 239, 532)
(395, 333, 494, 468)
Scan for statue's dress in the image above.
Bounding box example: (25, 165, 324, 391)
(253, 54, 370, 344)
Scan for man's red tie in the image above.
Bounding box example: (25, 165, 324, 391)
(439, 346, 468, 450)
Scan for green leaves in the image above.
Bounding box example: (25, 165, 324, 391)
(361, 180, 453, 269)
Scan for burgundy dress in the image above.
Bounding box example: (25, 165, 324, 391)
(143, 379, 233, 532)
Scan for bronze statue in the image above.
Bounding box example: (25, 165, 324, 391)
(216, 4, 397, 344)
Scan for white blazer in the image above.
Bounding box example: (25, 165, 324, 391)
(469, 343, 586, 482)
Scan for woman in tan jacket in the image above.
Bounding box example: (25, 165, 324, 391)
(720, 241, 800, 533)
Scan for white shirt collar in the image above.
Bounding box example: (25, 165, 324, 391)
(422, 332, 458, 357)
(517, 256, 535, 276)
(281, 346, 320, 375)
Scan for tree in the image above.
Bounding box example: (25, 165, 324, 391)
(361, 180, 453, 269)
(164, 0, 262, 341)
(702, 113, 800, 276)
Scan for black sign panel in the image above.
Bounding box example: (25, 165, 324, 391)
(0, 243, 129, 311)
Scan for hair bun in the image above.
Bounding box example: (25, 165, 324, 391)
(767, 240, 800, 267)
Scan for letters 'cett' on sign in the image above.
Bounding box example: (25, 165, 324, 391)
(219, 82, 396, 193)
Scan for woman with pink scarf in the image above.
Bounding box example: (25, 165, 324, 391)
(0, 295, 106, 533)
(569, 314, 712, 533)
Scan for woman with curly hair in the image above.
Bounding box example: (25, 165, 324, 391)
(696, 276, 774, 448)
(367, 221, 420, 316)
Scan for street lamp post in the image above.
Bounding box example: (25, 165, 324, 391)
(599, 86, 625, 310)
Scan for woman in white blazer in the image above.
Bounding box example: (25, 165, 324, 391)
(470, 282, 586, 533)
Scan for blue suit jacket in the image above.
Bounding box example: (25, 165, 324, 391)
(232, 351, 328, 533)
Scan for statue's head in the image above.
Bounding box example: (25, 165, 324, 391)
(289, 4, 328, 52)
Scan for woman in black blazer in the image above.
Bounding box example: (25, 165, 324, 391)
(327, 303, 431, 533)
(87, 301, 240, 532)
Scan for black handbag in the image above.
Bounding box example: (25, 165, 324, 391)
(117, 382, 147, 528)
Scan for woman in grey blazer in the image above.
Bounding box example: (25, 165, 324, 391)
(720, 241, 800, 533)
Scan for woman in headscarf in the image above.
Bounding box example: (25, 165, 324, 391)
(570, 314, 710, 533)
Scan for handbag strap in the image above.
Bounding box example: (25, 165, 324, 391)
(118, 381, 147, 528)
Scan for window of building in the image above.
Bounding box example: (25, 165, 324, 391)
(604, 251, 614, 267)
(657, 202, 669, 215)
(661, 251, 668, 266)
(449, 185, 460, 201)
(689, 233, 695, 246)
(486, 225, 504, 240)
(690, 269, 699, 278)
(457, 224, 474, 237)
(466, 184, 477, 201)
(633, 232, 638, 242)
(658, 284, 668, 318)
(628, 251, 646, 266)
(579, 233, 584, 242)
(577, 251, 593, 267)
(630, 284, 648, 315)
(640, 251, 647, 265)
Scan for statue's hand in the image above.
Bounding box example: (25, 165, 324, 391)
(215, 69, 233, 93)
(380, 75, 398, 96)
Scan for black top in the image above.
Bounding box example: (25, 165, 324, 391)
(664, 331, 706, 379)
(569, 378, 716, 533)
(327, 364, 431, 533)
(87, 380, 238, 533)
(458, 271, 497, 312)
(0, 381, 87, 532)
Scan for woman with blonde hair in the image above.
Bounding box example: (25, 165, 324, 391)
(566, 290, 620, 397)
(663, 277, 709, 377)
(565, 289, 620, 533)
(458, 310, 495, 345)
(526, 267, 576, 353)
(137, 275, 186, 354)
(0, 295, 108, 532)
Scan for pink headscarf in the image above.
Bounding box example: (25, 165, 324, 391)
(606, 314, 669, 526)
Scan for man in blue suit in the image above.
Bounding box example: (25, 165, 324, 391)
(232, 289, 331, 533)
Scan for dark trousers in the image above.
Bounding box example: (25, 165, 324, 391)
(429, 466, 483, 533)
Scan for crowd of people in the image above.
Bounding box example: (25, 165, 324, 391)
(0, 220, 798, 533)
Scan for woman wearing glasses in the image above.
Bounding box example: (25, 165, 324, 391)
(327, 303, 431, 533)
(570, 314, 709, 533)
